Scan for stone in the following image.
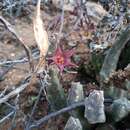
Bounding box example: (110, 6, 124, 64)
(64, 116, 82, 130)
(84, 90, 106, 124)
(110, 97, 130, 122)
(67, 82, 84, 105)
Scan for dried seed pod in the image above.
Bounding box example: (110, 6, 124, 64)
(33, 0, 49, 72)
(33, 0, 49, 57)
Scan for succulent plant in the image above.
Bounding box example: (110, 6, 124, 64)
(65, 25, 130, 129)
(46, 66, 67, 111)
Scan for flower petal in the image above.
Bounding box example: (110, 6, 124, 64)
(51, 46, 77, 73)
(58, 64, 65, 72)
(64, 59, 77, 67)
(55, 47, 63, 56)
(64, 49, 75, 58)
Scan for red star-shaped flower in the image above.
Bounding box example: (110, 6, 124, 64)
(50, 47, 77, 72)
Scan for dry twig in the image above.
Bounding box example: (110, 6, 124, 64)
(0, 82, 29, 104)
(29, 98, 112, 129)
(29, 101, 84, 129)
(0, 16, 34, 71)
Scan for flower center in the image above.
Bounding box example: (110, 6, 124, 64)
(56, 55, 64, 64)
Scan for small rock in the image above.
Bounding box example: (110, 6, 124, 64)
(64, 116, 82, 130)
(84, 90, 106, 124)
(110, 97, 130, 122)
